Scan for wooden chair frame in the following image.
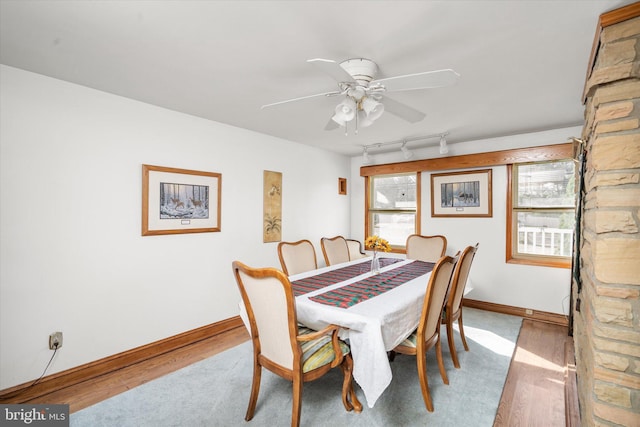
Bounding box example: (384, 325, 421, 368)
(232, 261, 362, 427)
(390, 255, 456, 412)
(442, 243, 479, 368)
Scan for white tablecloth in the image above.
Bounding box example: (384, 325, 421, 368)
(290, 257, 432, 408)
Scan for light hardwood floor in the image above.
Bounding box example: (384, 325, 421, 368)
(3, 317, 572, 426)
(494, 319, 573, 426)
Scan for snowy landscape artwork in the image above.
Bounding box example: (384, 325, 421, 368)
(142, 164, 221, 236)
(440, 180, 481, 208)
(159, 182, 209, 219)
(430, 169, 492, 218)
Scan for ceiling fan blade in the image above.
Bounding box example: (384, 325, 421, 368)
(324, 116, 339, 131)
(307, 58, 357, 84)
(373, 69, 459, 92)
(382, 96, 426, 123)
(261, 91, 341, 109)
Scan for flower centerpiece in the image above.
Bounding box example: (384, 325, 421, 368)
(365, 235, 391, 274)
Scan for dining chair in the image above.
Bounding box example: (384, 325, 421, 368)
(277, 239, 318, 276)
(346, 239, 367, 260)
(232, 261, 362, 427)
(389, 255, 457, 412)
(442, 243, 479, 368)
(405, 234, 447, 263)
(320, 235, 350, 266)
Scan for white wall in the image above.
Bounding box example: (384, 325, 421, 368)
(349, 127, 582, 316)
(0, 65, 350, 388)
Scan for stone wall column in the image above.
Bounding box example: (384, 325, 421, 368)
(576, 5, 640, 426)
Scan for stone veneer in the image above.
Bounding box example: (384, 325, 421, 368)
(575, 7, 640, 427)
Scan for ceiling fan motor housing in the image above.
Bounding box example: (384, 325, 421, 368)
(339, 58, 378, 85)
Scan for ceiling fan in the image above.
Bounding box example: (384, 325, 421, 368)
(261, 58, 459, 134)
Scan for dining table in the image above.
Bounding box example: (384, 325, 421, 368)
(288, 256, 436, 408)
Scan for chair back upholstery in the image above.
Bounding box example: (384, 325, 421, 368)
(447, 243, 479, 314)
(418, 256, 456, 340)
(346, 239, 367, 260)
(321, 236, 350, 265)
(406, 234, 447, 263)
(232, 261, 297, 370)
(278, 240, 318, 276)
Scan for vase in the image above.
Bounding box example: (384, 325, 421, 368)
(371, 251, 380, 274)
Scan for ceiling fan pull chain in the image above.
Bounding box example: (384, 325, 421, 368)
(355, 105, 359, 135)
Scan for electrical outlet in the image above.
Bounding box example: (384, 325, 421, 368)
(525, 309, 533, 315)
(49, 332, 63, 350)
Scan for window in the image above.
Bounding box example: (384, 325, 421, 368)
(507, 159, 575, 268)
(366, 172, 420, 251)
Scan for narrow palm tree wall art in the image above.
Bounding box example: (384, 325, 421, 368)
(263, 170, 282, 242)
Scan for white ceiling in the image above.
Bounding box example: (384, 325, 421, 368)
(0, 1, 632, 156)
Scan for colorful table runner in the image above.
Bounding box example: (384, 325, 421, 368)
(309, 260, 435, 308)
(291, 257, 403, 296)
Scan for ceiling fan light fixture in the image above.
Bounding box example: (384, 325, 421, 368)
(357, 110, 375, 128)
(332, 97, 356, 124)
(439, 135, 449, 155)
(348, 86, 366, 101)
(331, 114, 346, 127)
(361, 97, 384, 122)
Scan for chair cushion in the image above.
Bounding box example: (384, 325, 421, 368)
(398, 330, 418, 348)
(298, 326, 350, 373)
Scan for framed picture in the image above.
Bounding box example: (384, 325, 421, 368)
(430, 169, 492, 217)
(263, 170, 282, 243)
(142, 164, 221, 236)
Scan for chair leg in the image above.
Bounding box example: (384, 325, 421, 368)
(435, 336, 449, 385)
(340, 355, 363, 413)
(458, 312, 470, 351)
(245, 360, 262, 421)
(291, 376, 303, 427)
(416, 351, 434, 412)
(446, 320, 461, 369)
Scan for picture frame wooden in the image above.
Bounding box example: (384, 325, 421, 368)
(430, 169, 492, 218)
(338, 177, 347, 195)
(142, 164, 221, 236)
(263, 170, 282, 243)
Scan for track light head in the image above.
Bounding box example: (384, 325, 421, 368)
(401, 141, 414, 160)
(439, 135, 448, 155)
(362, 147, 371, 165)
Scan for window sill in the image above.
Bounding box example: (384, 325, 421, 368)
(506, 257, 571, 269)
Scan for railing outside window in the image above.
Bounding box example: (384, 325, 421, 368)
(518, 226, 573, 257)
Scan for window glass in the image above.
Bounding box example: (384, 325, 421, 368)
(516, 162, 575, 208)
(510, 159, 575, 265)
(371, 175, 417, 210)
(369, 212, 416, 247)
(516, 211, 575, 257)
(367, 173, 419, 250)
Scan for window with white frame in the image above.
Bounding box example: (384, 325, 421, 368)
(508, 159, 575, 267)
(366, 172, 420, 250)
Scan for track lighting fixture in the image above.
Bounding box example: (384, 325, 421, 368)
(361, 132, 450, 163)
(439, 135, 448, 155)
(401, 141, 414, 160)
(362, 147, 371, 165)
